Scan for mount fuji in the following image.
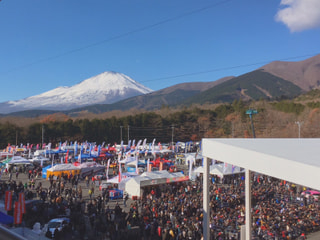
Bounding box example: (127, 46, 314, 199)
(0, 71, 153, 114)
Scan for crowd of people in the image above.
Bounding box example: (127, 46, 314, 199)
(0, 162, 320, 240)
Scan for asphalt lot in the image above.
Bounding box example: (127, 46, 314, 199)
(1, 165, 320, 240)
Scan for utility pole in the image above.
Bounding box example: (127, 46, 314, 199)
(120, 126, 123, 142)
(171, 125, 175, 150)
(295, 121, 303, 138)
(246, 109, 258, 138)
(127, 125, 130, 143)
(42, 124, 44, 147)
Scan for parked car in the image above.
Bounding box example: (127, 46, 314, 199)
(301, 190, 320, 201)
(44, 217, 70, 239)
(99, 181, 113, 191)
(94, 172, 107, 181)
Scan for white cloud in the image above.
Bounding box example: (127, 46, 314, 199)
(275, 0, 320, 32)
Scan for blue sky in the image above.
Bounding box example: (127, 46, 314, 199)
(0, 0, 319, 102)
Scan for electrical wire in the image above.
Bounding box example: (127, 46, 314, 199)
(1, 0, 233, 75)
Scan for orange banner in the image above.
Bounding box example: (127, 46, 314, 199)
(159, 162, 163, 171)
(5, 191, 12, 211)
(14, 201, 22, 225)
(19, 192, 26, 214)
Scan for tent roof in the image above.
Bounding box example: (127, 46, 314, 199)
(141, 170, 172, 179)
(202, 138, 320, 191)
(193, 164, 243, 176)
(8, 156, 31, 164)
(47, 163, 79, 171)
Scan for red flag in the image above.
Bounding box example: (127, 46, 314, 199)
(14, 201, 22, 225)
(118, 161, 122, 183)
(19, 192, 26, 214)
(65, 150, 69, 164)
(5, 191, 12, 211)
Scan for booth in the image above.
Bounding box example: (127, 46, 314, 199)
(123, 170, 188, 198)
(46, 164, 80, 179)
(109, 189, 123, 200)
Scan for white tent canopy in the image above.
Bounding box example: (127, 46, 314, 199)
(193, 163, 244, 177)
(107, 172, 137, 184)
(77, 162, 105, 177)
(124, 170, 188, 198)
(8, 156, 31, 165)
(47, 163, 79, 172)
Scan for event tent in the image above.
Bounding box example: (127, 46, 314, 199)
(123, 170, 188, 198)
(74, 162, 105, 178)
(46, 164, 80, 179)
(8, 156, 31, 165)
(193, 163, 244, 177)
(107, 172, 137, 184)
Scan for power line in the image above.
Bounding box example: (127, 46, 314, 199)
(1, 0, 233, 75)
(140, 53, 319, 83)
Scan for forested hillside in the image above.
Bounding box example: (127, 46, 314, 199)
(1, 90, 320, 148)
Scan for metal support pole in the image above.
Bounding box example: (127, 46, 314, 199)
(295, 121, 303, 138)
(203, 157, 210, 240)
(245, 169, 252, 240)
(249, 115, 256, 138)
(246, 109, 257, 138)
(120, 126, 123, 142)
(42, 125, 44, 147)
(127, 125, 130, 143)
(171, 125, 174, 150)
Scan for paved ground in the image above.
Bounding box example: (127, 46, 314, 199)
(1, 166, 320, 239)
(0, 169, 136, 212)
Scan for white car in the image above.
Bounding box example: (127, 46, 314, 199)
(44, 217, 70, 239)
(99, 181, 113, 191)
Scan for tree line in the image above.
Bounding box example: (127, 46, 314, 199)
(0, 98, 315, 149)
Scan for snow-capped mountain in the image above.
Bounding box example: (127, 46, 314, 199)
(0, 71, 153, 114)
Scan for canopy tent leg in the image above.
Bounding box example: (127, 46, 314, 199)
(245, 168, 252, 240)
(203, 156, 210, 240)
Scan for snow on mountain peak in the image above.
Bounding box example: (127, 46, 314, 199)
(2, 71, 153, 113)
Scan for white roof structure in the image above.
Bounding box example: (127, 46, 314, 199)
(201, 138, 320, 240)
(202, 138, 320, 190)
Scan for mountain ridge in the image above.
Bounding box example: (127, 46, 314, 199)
(0, 71, 152, 114)
(1, 54, 320, 117)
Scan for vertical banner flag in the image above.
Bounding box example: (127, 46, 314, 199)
(135, 140, 142, 174)
(5, 191, 12, 211)
(142, 138, 147, 150)
(188, 156, 194, 180)
(14, 201, 22, 225)
(159, 161, 163, 171)
(118, 153, 122, 183)
(74, 141, 78, 156)
(78, 152, 82, 163)
(106, 159, 110, 180)
(19, 192, 26, 214)
(65, 150, 69, 164)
